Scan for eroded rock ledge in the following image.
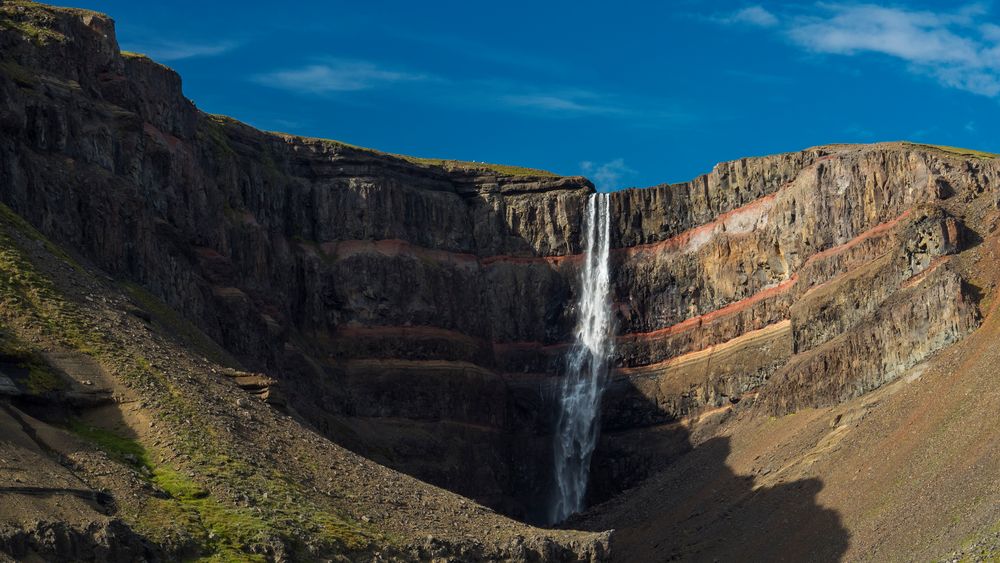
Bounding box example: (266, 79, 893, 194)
(0, 0, 995, 533)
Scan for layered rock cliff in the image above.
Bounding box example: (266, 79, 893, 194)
(2, 1, 1000, 561)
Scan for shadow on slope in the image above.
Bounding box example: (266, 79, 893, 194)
(577, 408, 849, 562)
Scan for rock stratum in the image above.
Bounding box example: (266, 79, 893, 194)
(1, 1, 1000, 561)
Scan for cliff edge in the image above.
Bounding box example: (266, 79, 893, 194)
(2, 1, 1000, 561)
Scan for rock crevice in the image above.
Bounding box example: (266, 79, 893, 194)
(0, 0, 994, 530)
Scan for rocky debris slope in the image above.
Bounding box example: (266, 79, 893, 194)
(578, 213, 1000, 561)
(2, 1, 1000, 558)
(0, 0, 598, 519)
(0, 171, 609, 560)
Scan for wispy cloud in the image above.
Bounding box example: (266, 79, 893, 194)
(254, 60, 428, 93)
(125, 39, 240, 61)
(253, 59, 694, 127)
(487, 83, 694, 125)
(788, 6, 977, 61)
(717, 3, 1000, 97)
(497, 90, 628, 116)
(716, 5, 779, 27)
(581, 158, 636, 191)
(255, 61, 618, 115)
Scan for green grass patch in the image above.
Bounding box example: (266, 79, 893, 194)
(67, 419, 148, 467)
(951, 519, 1000, 563)
(151, 467, 269, 563)
(113, 353, 377, 557)
(68, 420, 271, 561)
(0, 202, 293, 559)
(0, 1, 70, 45)
(397, 155, 558, 177)
(0, 327, 65, 396)
(0, 189, 378, 559)
(0, 201, 87, 275)
(22, 360, 61, 394)
(118, 48, 174, 73)
(0, 18, 66, 45)
(146, 454, 374, 559)
(121, 282, 237, 367)
(903, 142, 999, 160)
(264, 127, 558, 177)
(198, 116, 237, 159)
(0, 203, 93, 353)
(0, 59, 37, 88)
(0, 349, 65, 395)
(0, 204, 89, 397)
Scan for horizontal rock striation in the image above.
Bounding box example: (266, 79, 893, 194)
(1, 0, 997, 534)
(588, 152, 988, 497)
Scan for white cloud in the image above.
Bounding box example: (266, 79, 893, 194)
(498, 92, 625, 115)
(255, 61, 427, 93)
(493, 87, 693, 126)
(723, 6, 779, 27)
(581, 158, 636, 191)
(788, 5, 980, 64)
(776, 3, 1000, 97)
(253, 62, 692, 127)
(126, 40, 239, 61)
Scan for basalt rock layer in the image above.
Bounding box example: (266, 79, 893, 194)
(1, 1, 999, 561)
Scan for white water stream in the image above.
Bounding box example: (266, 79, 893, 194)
(549, 192, 613, 524)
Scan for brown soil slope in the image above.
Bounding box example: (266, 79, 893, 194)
(578, 217, 1000, 561)
(3, 1, 1000, 561)
(0, 175, 607, 560)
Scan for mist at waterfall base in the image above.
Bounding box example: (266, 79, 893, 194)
(548, 193, 613, 525)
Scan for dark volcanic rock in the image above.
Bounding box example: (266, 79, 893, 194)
(0, 0, 995, 537)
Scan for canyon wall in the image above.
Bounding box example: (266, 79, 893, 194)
(0, 2, 993, 519)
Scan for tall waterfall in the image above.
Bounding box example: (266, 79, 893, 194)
(549, 192, 613, 524)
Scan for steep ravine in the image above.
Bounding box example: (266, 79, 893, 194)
(2, 1, 1000, 561)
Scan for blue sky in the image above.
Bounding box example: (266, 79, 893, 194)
(71, 1, 1000, 190)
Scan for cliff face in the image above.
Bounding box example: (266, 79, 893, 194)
(0, 0, 997, 553)
(0, 1, 599, 518)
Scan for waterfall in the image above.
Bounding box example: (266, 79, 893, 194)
(549, 192, 613, 524)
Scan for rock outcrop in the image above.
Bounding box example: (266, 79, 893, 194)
(0, 1, 997, 555)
